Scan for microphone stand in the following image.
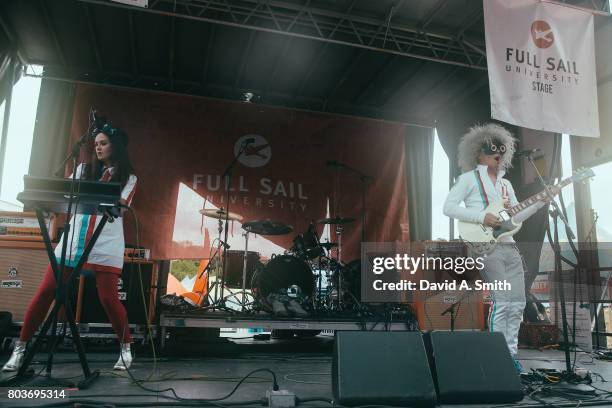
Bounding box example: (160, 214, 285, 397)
(441, 301, 459, 331)
(53, 109, 96, 178)
(525, 154, 591, 388)
(216, 140, 250, 310)
(329, 161, 370, 243)
(440, 292, 470, 331)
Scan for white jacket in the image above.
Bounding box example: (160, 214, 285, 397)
(443, 165, 544, 241)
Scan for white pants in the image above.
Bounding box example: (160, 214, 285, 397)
(481, 244, 526, 356)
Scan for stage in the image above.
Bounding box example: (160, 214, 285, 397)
(1, 336, 612, 407)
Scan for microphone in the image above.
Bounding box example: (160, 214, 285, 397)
(220, 240, 231, 249)
(91, 108, 104, 136)
(515, 148, 542, 157)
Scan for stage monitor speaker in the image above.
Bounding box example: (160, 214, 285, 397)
(75, 262, 154, 325)
(333, 331, 436, 407)
(427, 331, 523, 404)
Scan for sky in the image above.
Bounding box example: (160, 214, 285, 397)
(0, 70, 41, 209)
(431, 130, 451, 240)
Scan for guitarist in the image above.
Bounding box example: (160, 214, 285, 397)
(443, 123, 557, 373)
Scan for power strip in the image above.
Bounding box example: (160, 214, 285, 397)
(267, 389, 296, 407)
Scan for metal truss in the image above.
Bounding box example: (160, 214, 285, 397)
(77, 0, 488, 71)
(24, 66, 434, 126)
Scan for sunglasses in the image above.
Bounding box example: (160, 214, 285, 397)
(482, 141, 507, 155)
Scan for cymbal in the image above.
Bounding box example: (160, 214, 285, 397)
(320, 242, 338, 250)
(318, 217, 356, 225)
(199, 208, 243, 222)
(243, 220, 293, 235)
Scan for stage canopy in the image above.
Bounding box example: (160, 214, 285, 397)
(0, 0, 501, 127)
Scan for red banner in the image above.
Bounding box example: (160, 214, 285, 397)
(69, 84, 410, 261)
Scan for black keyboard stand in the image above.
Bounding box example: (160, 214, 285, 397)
(1, 207, 115, 389)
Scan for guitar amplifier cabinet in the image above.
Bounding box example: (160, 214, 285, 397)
(416, 290, 485, 331)
(0, 242, 50, 322)
(415, 244, 486, 331)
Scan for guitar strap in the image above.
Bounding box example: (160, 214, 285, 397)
(473, 169, 489, 207)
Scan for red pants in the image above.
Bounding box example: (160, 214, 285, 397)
(20, 265, 132, 343)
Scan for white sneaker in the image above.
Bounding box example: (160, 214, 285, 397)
(113, 343, 133, 371)
(2, 341, 26, 372)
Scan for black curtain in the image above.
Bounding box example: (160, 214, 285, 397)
(28, 78, 76, 177)
(405, 125, 434, 241)
(435, 86, 492, 180)
(515, 132, 562, 293)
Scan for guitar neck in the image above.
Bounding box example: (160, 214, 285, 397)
(507, 178, 571, 216)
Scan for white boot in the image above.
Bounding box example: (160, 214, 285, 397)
(2, 340, 26, 372)
(113, 343, 133, 371)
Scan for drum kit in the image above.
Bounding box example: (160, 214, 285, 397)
(199, 207, 367, 315)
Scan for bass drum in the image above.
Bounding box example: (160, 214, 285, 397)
(254, 255, 315, 300)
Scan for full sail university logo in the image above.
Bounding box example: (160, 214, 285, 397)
(234, 134, 271, 168)
(504, 19, 579, 91)
(531, 20, 554, 49)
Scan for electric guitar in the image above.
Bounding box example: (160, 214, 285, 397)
(458, 168, 594, 254)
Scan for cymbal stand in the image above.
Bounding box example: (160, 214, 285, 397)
(336, 224, 343, 310)
(316, 256, 323, 312)
(218, 140, 252, 308)
(233, 230, 255, 312)
(203, 217, 225, 307)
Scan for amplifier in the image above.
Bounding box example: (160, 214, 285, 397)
(416, 290, 485, 331)
(0, 243, 50, 322)
(0, 211, 52, 241)
(124, 248, 151, 260)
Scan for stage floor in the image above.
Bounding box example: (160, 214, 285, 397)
(1, 335, 612, 407)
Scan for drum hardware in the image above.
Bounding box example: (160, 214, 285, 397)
(240, 230, 251, 311)
(319, 242, 338, 250)
(216, 138, 254, 310)
(325, 160, 370, 243)
(224, 228, 262, 312)
(243, 220, 293, 236)
(198, 209, 229, 307)
(198, 207, 243, 310)
(317, 217, 356, 225)
(317, 216, 354, 263)
(291, 222, 325, 260)
(200, 218, 294, 314)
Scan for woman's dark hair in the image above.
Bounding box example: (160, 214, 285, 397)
(84, 124, 135, 187)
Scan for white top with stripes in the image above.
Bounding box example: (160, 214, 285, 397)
(53, 163, 137, 273)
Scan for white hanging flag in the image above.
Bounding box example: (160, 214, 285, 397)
(483, 0, 599, 137)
